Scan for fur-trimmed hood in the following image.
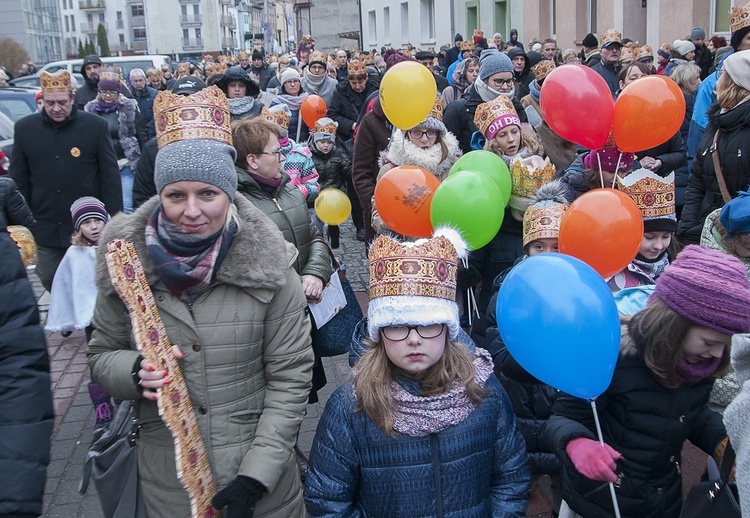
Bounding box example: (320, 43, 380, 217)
(84, 96, 141, 164)
(95, 195, 291, 296)
(379, 129, 461, 180)
(619, 323, 639, 357)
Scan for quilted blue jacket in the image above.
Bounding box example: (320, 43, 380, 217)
(304, 370, 530, 517)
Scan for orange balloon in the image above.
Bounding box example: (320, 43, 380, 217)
(301, 95, 328, 129)
(612, 75, 686, 153)
(374, 165, 441, 237)
(559, 189, 644, 278)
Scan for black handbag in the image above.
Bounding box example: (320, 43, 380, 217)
(309, 241, 363, 357)
(80, 400, 148, 518)
(681, 441, 740, 518)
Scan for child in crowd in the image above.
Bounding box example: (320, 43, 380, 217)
(545, 245, 750, 518)
(304, 230, 530, 516)
(308, 117, 351, 248)
(609, 170, 680, 291)
(701, 191, 750, 278)
(45, 197, 114, 432)
(259, 104, 321, 205)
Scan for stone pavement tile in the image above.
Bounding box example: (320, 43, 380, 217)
(44, 502, 79, 517)
(55, 369, 87, 389)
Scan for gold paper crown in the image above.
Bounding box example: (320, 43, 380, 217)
(362, 54, 374, 66)
(301, 35, 316, 47)
(636, 44, 654, 61)
(154, 85, 231, 150)
(531, 59, 556, 81)
(460, 41, 475, 52)
(619, 43, 639, 63)
(369, 234, 458, 302)
(314, 117, 338, 135)
(660, 42, 672, 54)
(429, 97, 444, 122)
(523, 203, 567, 247)
(176, 63, 190, 75)
(269, 55, 279, 64)
(309, 50, 327, 66)
(8, 225, 38, 267)
(260, 105, 291, 130)
(615, 169, 676, 221)
(146, 68, 163, 80)
(218, 55, 232, 66)
(601, 28, 623, 47)
(347, 60, 366, 76)
(510, 156, 557, 199)
(40, 70, 72, 93)
(237, 51, 248, 60)
(731, 2, 750, 33)
(474, 95, 519, 138)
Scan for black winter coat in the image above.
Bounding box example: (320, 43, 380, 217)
(0, 176, 36, 231)
(249, 62, 275, 91)
(677, 101, 750, 244)
(10, 106, 122, 247)
(328, 81, 377, 141)
(309, 142, 351, 190)
(132, 137, 158, 209)
(636, 132, 687, 176)
(483, 265, 561, 476)
(132, 85, 159, 140)
(544, 332, 726, 518)
(444, 84, 528, 154)
(0, 229, 53, 516)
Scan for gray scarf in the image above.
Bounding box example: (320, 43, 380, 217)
(474, 78, 516, 103)
(228, 96, 256, 117)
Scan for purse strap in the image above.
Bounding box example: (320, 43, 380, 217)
(312, 237, 341, 272)
(710, 130, 733, 204)
(719, 439, 737, 483)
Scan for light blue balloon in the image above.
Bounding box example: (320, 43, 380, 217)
(496, 253, 620, 400)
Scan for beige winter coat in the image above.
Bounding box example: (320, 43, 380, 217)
(87, 195, 313, 517)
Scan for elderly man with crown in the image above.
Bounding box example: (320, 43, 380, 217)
(10, 69, 122, 292)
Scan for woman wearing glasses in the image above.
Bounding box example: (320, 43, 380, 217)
(370, 98, 460, 236)
(304, 231, 530, 516)
(83, 68, 146, 214)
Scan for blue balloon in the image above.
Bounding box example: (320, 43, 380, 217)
(496, 253, 620, 400)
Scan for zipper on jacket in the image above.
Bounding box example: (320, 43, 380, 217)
(187, 301, 194, 317)
(430, 433, 443, 518)
(271, 197, 300, 248)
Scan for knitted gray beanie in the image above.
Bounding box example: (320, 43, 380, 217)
(479, 51, 514, 80)
(155, 139, 238, 199)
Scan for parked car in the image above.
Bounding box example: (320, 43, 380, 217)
(0, 86, 38, 122)
(9, 73, 84, 89)
(39, 55, 172, 79)
(0, 111, 14, 175)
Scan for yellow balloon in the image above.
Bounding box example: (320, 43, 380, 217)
(379, 61, 438, 130)
(314, 188, 352, 225)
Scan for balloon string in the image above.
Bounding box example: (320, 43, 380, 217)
(596, 151, 604, 189)
(612, 152, 623, 189)
(590, 400, 623, 518)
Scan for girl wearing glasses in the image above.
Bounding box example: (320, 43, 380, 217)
(304, 230, 530, 516)
(370, 98, 461, 236)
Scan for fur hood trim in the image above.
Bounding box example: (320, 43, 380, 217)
(378, 129, 461, 179)
(620, 323, 639, 357)
(84, 96, 141, 164)
(95, 195, 289, 296)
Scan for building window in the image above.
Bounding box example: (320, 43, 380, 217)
(466, 1, 478, 37)
(711, 0, 740, 34)
(181, 5, 187, 15)
(183, 29, 189, 40)
(133, 28, 146, 40)
(420, 0, 435, 41)
(195, 28, 201, 39)
(384, 7, 390, 43)
(99, 13, 105, 23)
(401, 2, 409, 43)
(119, 33, 125, 43)
(65, 15, 69, 32)
(368, 10, 377, 44)
(131, 5, 144, 17)
(193, 4, 199, 15)
(551, 0, 557, 38)
(494, 0, 507, 41)
(587, 0, 597, 34)
(71, 15, 76, 31)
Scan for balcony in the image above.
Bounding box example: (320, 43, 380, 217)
(130, 15, 145, 27)
(180, 14, 202, 25)
(79, 0, 105, 10)
(131, 40, 147, 50)
(220, 15, 236, 28)
(182, 37, 203, 50)
(219, 0, 231, 5)
(222, 36, 235, 48)
(81, 21, 107, 33)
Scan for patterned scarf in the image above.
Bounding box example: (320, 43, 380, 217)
(90, 100, 121, 114)
(390, 348, 494, 437)
(145, 204, 236, 302)
(632, 252, 670, 281)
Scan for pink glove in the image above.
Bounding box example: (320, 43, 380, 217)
(565, 437, 622, 483)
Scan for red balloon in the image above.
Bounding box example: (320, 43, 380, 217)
(374, 166, 441, 237)
(612, 75, 686, 153)
(540, 65, 614, 150)
(301, 95, 328, 129)
(559, 189, 644, 279)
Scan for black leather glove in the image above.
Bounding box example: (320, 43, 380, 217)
(457, 263, 481, 291)
(212, 476, 266, 518)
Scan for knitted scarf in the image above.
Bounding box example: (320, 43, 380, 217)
(301, 72, 336, 102)
(274, 91, 309, 111)
(390, 348, 493, 437)
(675, 354, 722, 383)
(89, 100, 120, 114)
(145, 204, 235, 303)
(474, 78, 516, 103)
(228, 96, 256, 117)
(529, 80, 541, 104)
(632, 252, 670, 281)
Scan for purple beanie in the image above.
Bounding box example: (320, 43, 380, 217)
(653, 245, 750, 335)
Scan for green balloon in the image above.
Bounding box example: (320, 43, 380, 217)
(430, 170, 505, 251)
(450, 150, 512, 205)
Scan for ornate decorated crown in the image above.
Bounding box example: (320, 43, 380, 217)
(522, 180, 569, 247)
(616, 169, 676, 223)
(260, 104, 291, 130)
(309, 50, 327, 66)
(510, 155, 557, 199)
(99, 67, 121, 82)
(531, 59, 556, 81)
(347, 59, 366, 77)
(369, 234, 459, 303)
(154, 85, 231, 150)
(601, 28, 623, 47)
(636, 44, 654, 61)
(731, 2, 750, 33)
(620, 43, 639, 62)
(429, 97, 444, 122)
(314, 117, 338, 135)
(460, 40, 475, 52)
(40, 70, 73, 93)
(474, 95, 520, 140)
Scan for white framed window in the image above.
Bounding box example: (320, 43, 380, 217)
(587, 0, 597, 34)
(401, 2, 409, 44)
(420, 0, 435, 41)
(384, 6, 390, 43)
(368, 10, 377, 44)
(711, 0, 741, 35)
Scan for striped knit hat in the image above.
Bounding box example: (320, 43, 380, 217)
(70, 196, 109, 231)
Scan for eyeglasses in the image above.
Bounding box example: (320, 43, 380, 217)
(309, 64, 325, 72)
(490, 78, 514, 88)
(381, 324, 445, 341)
(99, 90, 119, 96)
(407, 129, 439, 139)
(257, 149, 286, 159)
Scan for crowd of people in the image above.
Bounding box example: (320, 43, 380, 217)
(2, 2, 750, 517)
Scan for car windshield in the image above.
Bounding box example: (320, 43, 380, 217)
(0, 98, 34, 123)
(0, 113, 14, 140)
